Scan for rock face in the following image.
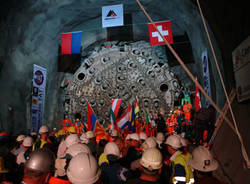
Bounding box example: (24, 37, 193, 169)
(0, 0, 225, 133)
(65, 41, 181, 123)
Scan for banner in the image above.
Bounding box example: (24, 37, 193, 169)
(232, 36, 250, 102)
(31, 65, 47, 132)
(148, 20, 173, 46)
(201, 51, 212, 107)
(61, 31, 82, 55)
(102, 4, 124, 28)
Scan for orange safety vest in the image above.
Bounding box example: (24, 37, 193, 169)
(49, 177, 71, 184)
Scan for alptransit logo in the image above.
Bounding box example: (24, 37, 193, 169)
(105, 10, 117, 20)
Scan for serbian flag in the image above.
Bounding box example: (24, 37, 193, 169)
(87, 102, 97, 131)
(116, 105, 131, 130)
(111, 99, 122, 117)
(195, 85, 202, 111)
(148, 20, 173, 46)
(61, 31, 82, 55)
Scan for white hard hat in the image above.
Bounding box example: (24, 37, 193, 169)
(142, 137, 157, 151)
(30, 132, 37, 136)
(187, 146, 219, 172)
(65, 134, 80, 148)
(139, 132, 148, 140)
(86, 131, 95, 139)
(156, 132, 165, 142)
(16, 135, 25, 142)
(140, 148, 162, 170)
(80, 133, 89, 144)
(23, 136, 33, 147)
(165, 135, 182, 149)
(111, 129, 118, 137)
(39, 125, 49, 134)
(67, 153, 100, 184)
(55, 158, 67, 177)
(129, 133, 140, 141)
(66, 143, 91, 157)
(104, 142, 121, 157)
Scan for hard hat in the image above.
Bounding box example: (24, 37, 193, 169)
(129, 133, 140, 141)
(165, 135, 182, 149)
(80, 133, 89, 144)
(39, 125, 49, 134)
(67, 153, 100, 184)
(139, 132, 148, 140)
(86, 131, 95, 139)
(111, 129, 118, 137)
(142, 137, 157, 151)
(104, 142, 121, 157)
(66, 143, 91, 157)
(156, 132, 165, 142)
(187, 146, 219, 172)
(68, 126, 76, 134)
(0, 157, 8, 173)
(23, 136, 33, 147)
(30, 132, 37, 136)
(55, 158, 66, 177)
(16, 134, 25, 142)
(25, 149, 55, 173)
(65, 134, 80, 148)
(140, 148, 162, 170)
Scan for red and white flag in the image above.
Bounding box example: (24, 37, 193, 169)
(111, 99, 122, 117)
(148, 20, 173, 46)
(195, 85, 202, 111)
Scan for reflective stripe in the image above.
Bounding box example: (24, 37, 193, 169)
(174, 176, 186, 182)
(188, 178, 195, 184)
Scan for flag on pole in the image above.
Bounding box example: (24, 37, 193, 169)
(145, 111, 149, 125)
(111, 99, 122, 117)
(116, 105, 131, 130)
(129, 104, 136, 132)
(195, 85, 202, 111)
(134, 102, 140, 114)
(110, 108, 116, 130)
(87, 102, 97, 131)
(148, 20, 173, 46)
(61, 31, 82, 55)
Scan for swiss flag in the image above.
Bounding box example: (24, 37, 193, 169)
(148, 20, 173, 46)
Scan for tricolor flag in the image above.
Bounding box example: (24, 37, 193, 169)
(110, 108, 116, 130)
(61, 31, 82, 55)
(111, 99, 122, 117)
(148, 20, 173, 46)
(134, 102, 140, 114)
(87, 102, 97, 131)
(195, 85, 202, 111)
(116, 105, 131, 130)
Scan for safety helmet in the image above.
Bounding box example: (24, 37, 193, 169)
(165, 135, 182, 149)
(86, 131, 95, 139)
(140, 148, 162, 170)
(25, 149, 55, 173)
(80, 133, 89, 144)
(39, 125, 49, 134)
(104, 142, 121, 157)
(23, 136, 33, 147)
(65, 134, 80, 148)
(30, 132, 37, 136)
(142, 137, 157, 151)
(187, 146, 219, 172)
(139, 132, 148, 140)
(110, 129, 118, 137)
(68, 126, 76, 134)
(156, 132, 165, 142)
(0, 157, 9, 173)
(66, 143, 91, 157)
(129, 133, 140, 141)
(16, 134, 25, 142)
(55, 158, 67, 177)
(67, 153, 100, 184)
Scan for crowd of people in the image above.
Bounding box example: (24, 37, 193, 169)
(0, 105, 225, 184)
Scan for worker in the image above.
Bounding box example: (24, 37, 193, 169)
(100, 142, 131, 184)
(156, 132, 165, 149)
(139, 132, 148, 143)
(126, 148, 163, 184)
(109, 129, 119, 142)
(165, 135, 195, 184)
(86, 131, 97, 157)
(11, 134, 25, 156)
(66, 153, 101, 184)
(33, 125, 50, 150)
(16, 136, 33, 165)
(21, 149, 55, 184)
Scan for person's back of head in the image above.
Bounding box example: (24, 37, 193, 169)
(23, 149, 55, 184)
